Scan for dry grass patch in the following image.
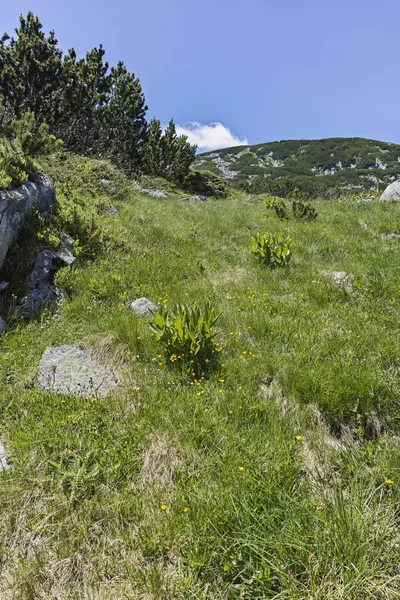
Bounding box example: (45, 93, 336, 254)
(139, 434, 183, 494)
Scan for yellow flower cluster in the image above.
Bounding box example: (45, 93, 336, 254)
(239, 351, 256, 361)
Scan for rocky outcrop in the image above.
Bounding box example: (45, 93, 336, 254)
(0, 174, 55, 271)
(37, 345, 118, 398)
(17, 235, 75, 319)
(380, 181, 400, 202)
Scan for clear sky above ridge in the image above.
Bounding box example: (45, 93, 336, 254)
(3, 0, 400, 151)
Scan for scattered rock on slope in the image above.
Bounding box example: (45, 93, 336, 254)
(181, 195, 207, 202)
(17, 235, 75, 319)
(321, 270, 355, 294)
(128, 297, 157, 316)
(0, 441, 9, 471)
(140, 189, 168, 199)
(0, 174, 55, 271)
(17, 249, 64, 319)
(380, 180, 400, 202)
(37, 345, 118, 398)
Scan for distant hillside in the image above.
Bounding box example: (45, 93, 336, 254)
(194, 137, 400, 190)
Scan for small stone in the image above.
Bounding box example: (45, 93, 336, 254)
(128, 297, 157, 316)
(37, 345, 118, 398)
(321, 270, 355, 294)
(0, 317, 5, 333)
(54, 233, 75, 266)
(0, 441, 9, 471)
(140, 189, 168, 199)
(181, 195, 207, 202)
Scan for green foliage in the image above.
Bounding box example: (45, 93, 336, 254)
(252, 232, 293, 267)
(0, 156, 400, 598)
(184, 169, 229, 197)
(269, 189, 318, 221)
(0, 108, 61, 187)
(273, 200, 290, 220)
(149, 300, 221, 376)
(142, 119, 197, 184)
(261, 194, 281, 208)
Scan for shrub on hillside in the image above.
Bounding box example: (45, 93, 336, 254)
(0, 107, 61, 188)
(184, 169, 229, 197)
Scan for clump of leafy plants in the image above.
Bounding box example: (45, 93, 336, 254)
(269, 188, 318, 221)
(0, 106, 61, 188)
(149, 300, 222, 376)
(252, 232, 293, 267)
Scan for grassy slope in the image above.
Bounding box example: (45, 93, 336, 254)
(195, 137, 400, 188)
(0, 156, 400, 598)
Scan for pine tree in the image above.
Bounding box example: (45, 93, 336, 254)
(0, 12, 62, 121)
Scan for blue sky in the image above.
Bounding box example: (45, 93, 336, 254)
(3, 0, 400, 151)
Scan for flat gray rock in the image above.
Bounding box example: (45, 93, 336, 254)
(37, 345, 118, 398)
(128, 297, 157, 316)
(140, 189, 168, 199)
(182, 195, 207, 202)
(380, 181, 400, 202)
(0, 441, 9, 471)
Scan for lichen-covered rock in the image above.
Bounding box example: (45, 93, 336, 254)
(380, 180, 400, 202)
(140, 189, 168, 199)
(128, 297, 157, 316)
(37, 345, 118, 398)
(0, 174, 55, 271)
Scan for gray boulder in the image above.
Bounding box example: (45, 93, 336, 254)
(140, 189, 168, 199)
(380, 181, 400, 202)
(128, 297, 157, 316)
(17, 248, 65, 319)
(0, 441, 9, 471)
(37, 345, 118, 398)
(182, 195, 207, 202)
(0, 174, 55, 271)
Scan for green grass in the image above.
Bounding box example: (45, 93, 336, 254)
(0, 155, 400, 598)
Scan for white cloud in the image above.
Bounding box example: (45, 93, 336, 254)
(175, 122, 248, 152)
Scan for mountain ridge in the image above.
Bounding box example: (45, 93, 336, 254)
(194, 136, 400, 190)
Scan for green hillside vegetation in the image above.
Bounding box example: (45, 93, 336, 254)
(195, 137, 400, 196)
(1, 10, 400, 600)
(0, 151, 400, 598)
